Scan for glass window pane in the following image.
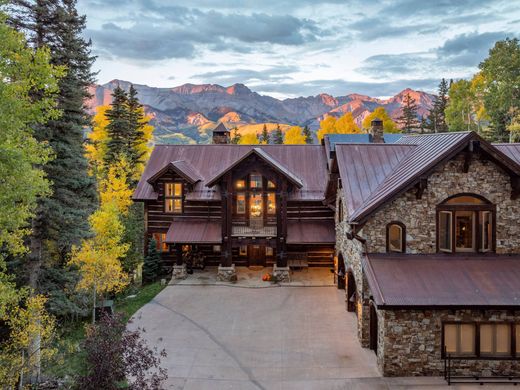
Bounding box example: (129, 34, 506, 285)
(239, 246, 247, 256)
(267, 193, 276, 215)
(174, 183, 182, 196)
(481, 211, 492, 252)
(165, 199, 174, 212)
(496, 324, 511, 354)
(236, 179, 245, 190)
(480, 324, 493, 354)
(446, 195, 485, 204)
(174, 199, 182, 213)
(516, 325, 520, 356)
(460, 324, 475, 354)
(165, 183, 174, 197)
(265, 247, 273, 256)
(250, 174, 262, 189)
(455, 211, 475, 252)
(236, 194, 246, 214)
(250, 193, 263, 218)
(444, 324, 457, 353)
(388, 224, 403, 252)
(439, 212, 452, 252)
(161, 233, 168, 252)
(267, 180, 276, 189)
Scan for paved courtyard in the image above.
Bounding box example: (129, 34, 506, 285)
(130, 271, 511, 389)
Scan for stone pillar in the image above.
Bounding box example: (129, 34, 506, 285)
(217, 264, 237, 282)
(172, 264, 187, 280)
(276, 179, 288, 267)
(221, 174, 233, 267)
(273, 264, 290, 282)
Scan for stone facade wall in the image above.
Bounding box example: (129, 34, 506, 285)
(379, 309, 520, 377)
(360, 156, 520, 254)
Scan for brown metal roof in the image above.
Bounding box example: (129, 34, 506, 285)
(287, 220, 335, 244)
(494, 143, 520, 165)
(336, 132, 520, 224)
(165, 220, 221, 244)
(134, 145, 328, 201)
(205, 147, 304, 188)
(363, 253, 520, 308)
(147, 160, 202, 185)
(213, 122, 230, 133)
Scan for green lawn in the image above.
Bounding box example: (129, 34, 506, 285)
(46, 281, 166, 381)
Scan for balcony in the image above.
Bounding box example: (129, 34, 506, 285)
(231, 224, 277, 237)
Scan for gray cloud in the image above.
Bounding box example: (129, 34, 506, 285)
(191, 65, 300, 84)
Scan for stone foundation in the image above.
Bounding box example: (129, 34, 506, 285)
(217, 264, 237, 282)
(172, 264, 187, 280)
(272, 265, 290, 282)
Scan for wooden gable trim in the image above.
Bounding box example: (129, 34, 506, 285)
(147, 161, 201, 186)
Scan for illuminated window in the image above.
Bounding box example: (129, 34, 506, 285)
(235, 179, 246, 190)
(165, 182, 182, 213)
(250, 193, 263, 218)
(267, 180, 276, 189)
(437, 194, 494, 253)
(267, 193, 276, 215)
(386, 222, 405, 253)
(250, 174, 262, 189)
(236, 193, 246, 214)
(239, 246, 247, 256)
(152, 233, 168, 253)
(443, 323, 476, 356)
(480, 324, 511, 356)
(265, 247, 274, 256)
(213, 245, 221, 253)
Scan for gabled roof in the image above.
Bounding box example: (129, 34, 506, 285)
(134, 145, 326, 202)
(147, 160, 202, 185)
(336, 132, 520, 224)
(213, 122, 230, 133)
(364, 254, 520, 308)
(494, 143, 520, 165)
(205, 147, 304, 188)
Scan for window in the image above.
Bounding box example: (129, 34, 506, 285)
(267, 192, 276, 215)
(250, 174, 262, 189)
(267, 180, 276, 189)
(152, 233, 168, 253)
(386, 222, 405, 253)
(250, 193, 263, 218)
(236, 193, 246, 214)
(437, 194, 494, 253)
(165, 182, 182, 213)
(239, 246, 247, 256)
(480, 324, 511, 357)
(516, 325, 520, 356)
(236, 179, 246, 190)
(265, 247, 274, 257)
(213, 245, 221, 253)
(443, 323, 476, 356)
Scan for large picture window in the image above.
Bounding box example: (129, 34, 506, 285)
(437, 194, 495, 253)
(165, 182, 183, 213)
(234, 174, 277, 220)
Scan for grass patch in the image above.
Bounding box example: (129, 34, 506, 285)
(46, 281, 166, 382)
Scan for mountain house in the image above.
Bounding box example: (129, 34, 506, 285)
(133, 121, 520, 378)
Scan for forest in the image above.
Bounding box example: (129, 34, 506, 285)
(0, 0, 519, 388)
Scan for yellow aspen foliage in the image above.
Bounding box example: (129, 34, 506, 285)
(238, 133, 260, 144)
(133, 107, 154, 180)
(317, 113, 360, 141)
(99, 157, 133, 215)
(69, 202, 129, 300)
(0, 294, 56, 388)
(362, 107, 399, 133)
(86, 105, 110, 179)
(284, 126, 306, 144)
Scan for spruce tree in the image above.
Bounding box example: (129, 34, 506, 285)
(302, 125, 313, 144)
(125, 85, 146, 171)
(272, 124, 283, 144)
(428, 79, 449, 132)
(105, 86, 131, 167)
(397, 93, 419, 132)
(260, 124, 269, 144)
(143, 239, 161, 283)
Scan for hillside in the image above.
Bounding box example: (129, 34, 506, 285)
(87, 80, 436, 144)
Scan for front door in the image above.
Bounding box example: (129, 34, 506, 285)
(248, 244, 265, 267)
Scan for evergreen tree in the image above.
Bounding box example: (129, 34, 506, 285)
(272, 124, 283, 144)
(260, 124, 269, 144)
(397, 93, 419, 132)
(105, 86, 131, 167)
(302, 125, 313, 144)
(143, 239, 161, 283)
(125, 85, 147, 175)
(427, 79, 449, 132)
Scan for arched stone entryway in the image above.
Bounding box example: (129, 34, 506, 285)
(369, 301, 378, 355)
(346, 268, 357, 313)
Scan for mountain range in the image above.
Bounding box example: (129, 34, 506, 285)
(87, 80, 436, 144)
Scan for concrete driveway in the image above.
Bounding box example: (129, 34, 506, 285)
(130, 284, 502, 389)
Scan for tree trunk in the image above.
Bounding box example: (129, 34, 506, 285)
(92, 283, 97, 324)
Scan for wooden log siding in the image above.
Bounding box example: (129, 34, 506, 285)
(287, 201, 335, 220)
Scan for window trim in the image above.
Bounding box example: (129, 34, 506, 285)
(164, 182, 183, 214)
(386, 221, 406, 253)
(436, 193, 496, 254)
(442, 321, 520, 360)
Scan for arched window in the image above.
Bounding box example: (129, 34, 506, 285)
(437, 193, 495, 253)
(386, 222, 406, 253)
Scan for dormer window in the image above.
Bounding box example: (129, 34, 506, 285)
(386, 222, 405, 253)
(165, 182, 183, 213)
(437, 194, 494, 253)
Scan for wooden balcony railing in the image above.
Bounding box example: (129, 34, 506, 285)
(231, 224, 277, 237)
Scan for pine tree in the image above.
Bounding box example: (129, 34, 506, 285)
(260, 124, 269, 144)
(272, 124, 283, 144)
(125, 85, 147, 173)
(428, 79, 449, 132)
(302, 125, 313, 144)
(105, 86, 131, 167)
(143, 239, 161, 283)
(397, 93, 419, 132)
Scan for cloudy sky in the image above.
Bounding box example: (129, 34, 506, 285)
(78, 0, 519, 98)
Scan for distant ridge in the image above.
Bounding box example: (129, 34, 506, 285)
(87, 80, 435, 144)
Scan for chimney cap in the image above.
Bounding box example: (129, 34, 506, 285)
(371, 117, 383, 125)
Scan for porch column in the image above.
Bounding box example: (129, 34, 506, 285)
(218, 173, 237, 281)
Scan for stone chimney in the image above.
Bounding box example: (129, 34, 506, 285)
(212, 122, 230, 144)
(370, 118, 384, 143)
